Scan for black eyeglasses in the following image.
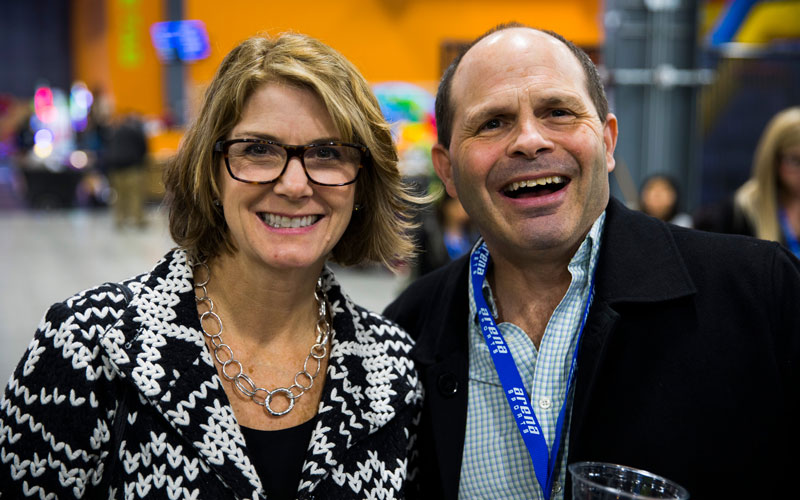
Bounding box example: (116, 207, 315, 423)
(213, 139, 369, 186)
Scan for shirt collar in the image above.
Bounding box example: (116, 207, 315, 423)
(470, 211, 607, 319)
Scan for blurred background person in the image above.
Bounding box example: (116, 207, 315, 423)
(441, 194, 476, 258)
(105, 111, 149, 228)
(637, 173, 692, 227)
(12, 111, 35, 161)
(695, 106, 800, 258)
(414, 191, 478, 276)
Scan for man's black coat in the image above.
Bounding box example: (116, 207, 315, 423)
(385, 198, 800, 499)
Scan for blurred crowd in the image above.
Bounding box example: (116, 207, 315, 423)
(0, 85, 155, 228)
(694, 106, 800, 259)
(629, 106, 800, 262)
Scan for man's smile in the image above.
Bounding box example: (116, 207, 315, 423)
(502, 175, 570, 198)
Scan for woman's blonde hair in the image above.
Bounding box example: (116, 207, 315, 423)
(735, 106, 800, 241)
(163, 33, 421, 271)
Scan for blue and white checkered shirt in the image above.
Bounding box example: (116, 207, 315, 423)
(459, 212, 605, 499)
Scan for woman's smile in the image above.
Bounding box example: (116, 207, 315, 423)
(258, 212, 322, 229)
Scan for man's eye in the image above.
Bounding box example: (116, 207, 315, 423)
(550, 109, 572, 118)
(480, 119, 502, 131)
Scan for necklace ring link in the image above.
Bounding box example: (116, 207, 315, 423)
(303, 355, 322, 377)
(200, 311, 223, 336)
(265, 388, 295, 416)
(221, 359, 244, 380)
(294, 371, 314, 390)
(214, 344, 234, 364)
(235, 373, 257, 397)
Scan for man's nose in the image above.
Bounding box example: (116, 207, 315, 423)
(506, 117, 554, 159)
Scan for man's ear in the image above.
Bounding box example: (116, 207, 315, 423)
(432, 143, 458, 198)
(603, 113, 619, 173)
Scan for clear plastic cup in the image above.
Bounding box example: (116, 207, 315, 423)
(569, 462, 690, 499)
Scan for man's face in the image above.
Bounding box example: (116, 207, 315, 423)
(432, 28, 618, 264)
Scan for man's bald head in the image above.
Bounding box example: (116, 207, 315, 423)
(435, 23, 609, 149)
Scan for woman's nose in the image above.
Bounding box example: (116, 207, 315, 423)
(273, 157, 313, 198)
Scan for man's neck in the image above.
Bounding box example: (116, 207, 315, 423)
(487, 248, 574, 349)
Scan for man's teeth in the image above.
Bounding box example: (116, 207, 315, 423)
(506, 176, 566, 193)
(262, 214, 319, 228)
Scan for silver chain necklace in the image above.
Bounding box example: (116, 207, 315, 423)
(193, 261, 331, 417)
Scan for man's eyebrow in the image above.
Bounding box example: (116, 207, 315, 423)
(462, 103, 514, 125)
(537, 94, 583, 108)
(459, 92, 589, 126)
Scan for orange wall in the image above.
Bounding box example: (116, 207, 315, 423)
(73, 0, 164, 117)
(107, 0, 163, 115)
(74, 0, 602, 120)
(71, 0, 112, 103)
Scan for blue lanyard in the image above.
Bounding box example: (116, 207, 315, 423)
(470, 242, 594, 499)
(779, 209, 800, 259)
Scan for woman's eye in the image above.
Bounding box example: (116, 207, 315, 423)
(312, 147, 341, 160)
(244, 144, 277, 156)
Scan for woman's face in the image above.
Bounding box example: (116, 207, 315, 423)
(778, 144, 800, 199)
(218, 82, 356, 273)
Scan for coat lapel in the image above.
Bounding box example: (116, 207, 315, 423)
(99, 249, 264, 499)
(569, 199, 698, 459)
(299, 269, 421, 495)
(593, 198, 697, 304)
(408, 256, 471, 500)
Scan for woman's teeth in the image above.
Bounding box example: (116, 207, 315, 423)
(261, 213, 319, 228)
(506, 175, 567, 193)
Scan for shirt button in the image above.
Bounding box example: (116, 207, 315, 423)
(538, 397, 552, 409)
(437, 373, 459, 398)
(552, 481, 562, 493)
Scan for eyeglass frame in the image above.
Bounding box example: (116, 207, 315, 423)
(213, 138, 370, 187)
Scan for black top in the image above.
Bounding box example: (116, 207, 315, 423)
(241, 418, 316, 500)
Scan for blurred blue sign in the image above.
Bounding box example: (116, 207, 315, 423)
(150, 20, 210, 62)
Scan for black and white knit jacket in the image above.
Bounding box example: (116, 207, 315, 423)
(0, 249, 422, 499)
